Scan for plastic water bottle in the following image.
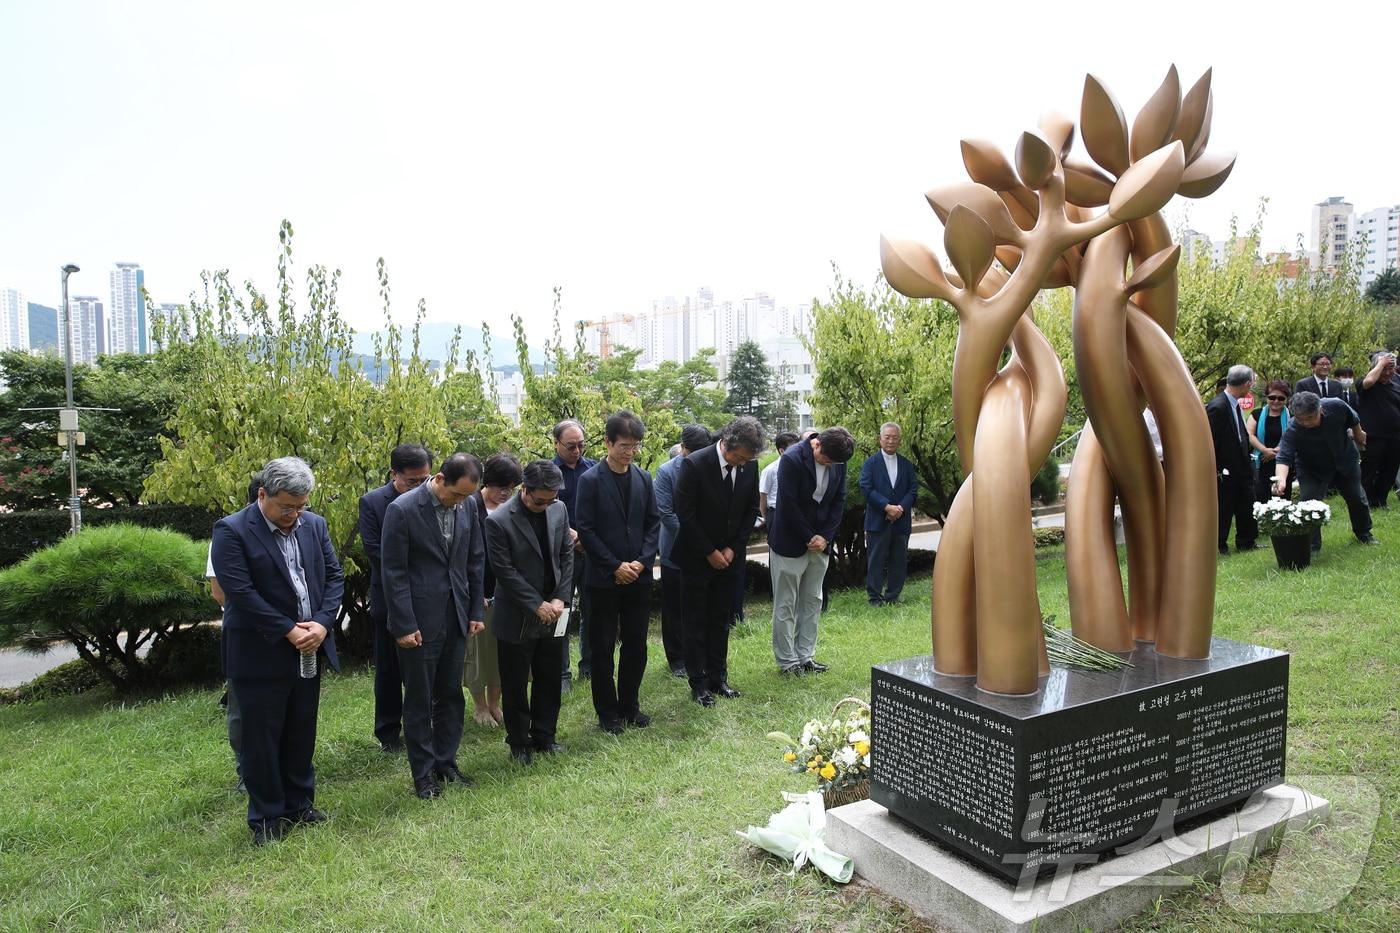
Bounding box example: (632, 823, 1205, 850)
(299, 649, 317, 679)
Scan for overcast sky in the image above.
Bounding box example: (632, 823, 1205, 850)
(2, 1, 1395, 344)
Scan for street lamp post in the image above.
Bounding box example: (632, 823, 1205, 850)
(61, 263, 81, 533)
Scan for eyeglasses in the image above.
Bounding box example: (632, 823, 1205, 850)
(559, 441, 585, 451)
(612, 442, 640, 453)
(274, 503, 307, 517)
(524, 489, 558, 507)
(1266, 396, 1287, 402)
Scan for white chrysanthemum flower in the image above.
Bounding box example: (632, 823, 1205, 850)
(848, 729, 869, 744)
(836, 747, 859, 768)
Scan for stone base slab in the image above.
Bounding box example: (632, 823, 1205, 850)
(825, 784, 1328, 933)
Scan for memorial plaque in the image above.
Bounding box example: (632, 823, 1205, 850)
(870, 636, 1288, 881)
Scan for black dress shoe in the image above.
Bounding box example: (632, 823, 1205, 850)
(599, 718, 626, 735)
(1218, 546, 1230, 556)
(693, 690, 716, 708)
(1236, 542, 1261, 552)
(669, 665, 688, 679)
(289, 807, 328, 826)
(379, 739, 404, 755)
(1357, 533, 1380, 545)
(715, 683, 741, 699)
(802, 660, 829, 674)
(251, 820, 283, 847)
(234, 778, 247, 795)
(779, 664, 805, 677)
(414, 777, 442, 799)
(510, 748, 534, 765)
(624, 710, 652, 728)
(534, 741, 566, 754)
(434, 763, 473, 786)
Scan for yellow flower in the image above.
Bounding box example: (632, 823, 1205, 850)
(854, 740, 870, 757)
(813, 755, 823, 764)
(807, 759, 819, 771)
(819, 763, 837, 781)
(784, 752, 797, 763)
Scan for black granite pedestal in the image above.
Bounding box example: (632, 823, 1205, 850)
(870, 637, 1288, 882)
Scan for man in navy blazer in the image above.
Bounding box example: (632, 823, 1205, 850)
(576, 411, 661, 733)
(858, 422, 920, 605)
(210, 457, 344, 847)
(381, 453, 487, 800)
(768, 427, 855, 675)
(357, 443, 433, 754)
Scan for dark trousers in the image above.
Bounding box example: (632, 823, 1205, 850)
(1361, 435, 1400, 508)
(588, 580, 652, 721)
(730, 558, 747, 623)
(497, 635, 564, 752)
(397, 624, 467, 782)
(1298, 466, 1372, 550)
(1217, 469, 1258, 550)
(866, 527, 911, 602)
(563, 555, 592, 678)
(230, 673, 320, 829)
(682, 566, 736, 693)
(1254, 461, 1292, 502)
(225, 681, 243, 777)
(370, 598, 403, 745)
(659, 564, 686, 668)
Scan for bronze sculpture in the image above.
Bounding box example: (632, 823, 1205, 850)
(880, 67, 1234, 695)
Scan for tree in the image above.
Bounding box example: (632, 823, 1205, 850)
(143, 222, 462, 658)
(724, 340, 776, 422)
(767, 361, 798, 434)
(1365, 267, 1400, 305)
(0, 350, 188, 510)
(0, 524, 218, 692)
(807, 270, 963, 522)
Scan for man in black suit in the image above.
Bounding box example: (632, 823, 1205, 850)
(210, 457, 344, 847)
(357, 444, 433, 754)
(1206, 364, 1259, 554)
(1294, 352, 1346, 401)
(1273, 392, 1376, 550)
(576, 410, 661, 734)
(381, 453, 486, 800)
(673, 416, 765, 707)
(485, 460, 575, 765)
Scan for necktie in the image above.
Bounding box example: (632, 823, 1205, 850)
(724, 464, 734, 495)
(1234, 405, 1248, 454)
(1319, 379, 1327, 396)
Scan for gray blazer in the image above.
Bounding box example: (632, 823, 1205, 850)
(485, 494, 574, 644)
(380, 480, 486, 640)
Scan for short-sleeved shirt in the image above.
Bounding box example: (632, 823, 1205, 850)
(759, 459, 781, 510)
(1357, 376, 1400, 439)
(1276, 398, 1360, 475)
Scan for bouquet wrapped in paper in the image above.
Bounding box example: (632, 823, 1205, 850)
(736, 791, 854, 883)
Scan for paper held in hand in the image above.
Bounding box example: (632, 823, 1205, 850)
(553, 608, 570, 638)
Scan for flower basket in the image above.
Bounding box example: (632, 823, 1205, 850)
(1270, 534, 1311, 571)
(769, 697, 871, 809)
(1252, 498, 1329, 571)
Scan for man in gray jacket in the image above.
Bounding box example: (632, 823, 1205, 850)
(485, 460, 575, 765)
(381, 452, 486, 800)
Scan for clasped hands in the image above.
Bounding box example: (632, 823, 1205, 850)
(286, 620, 327, 653)
(614, 560, 645, 585)
(535, 598, 567, 625)
(706, 547, 736, 570)
(883, 503, 904, 522)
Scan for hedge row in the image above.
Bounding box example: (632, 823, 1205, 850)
(0, 503, 222, 568)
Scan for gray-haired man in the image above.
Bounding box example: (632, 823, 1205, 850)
(1273, 392, 1376, 551)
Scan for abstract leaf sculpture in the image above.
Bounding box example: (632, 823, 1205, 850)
(880, 67, 1232, 695)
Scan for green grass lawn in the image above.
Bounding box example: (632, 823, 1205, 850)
(1, 506, 1397, 931)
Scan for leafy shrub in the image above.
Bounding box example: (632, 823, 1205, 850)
(1033, 526, 1066, 548)
(1031, 456, 1061, 506)
(0, 524, 219, 692)
(0, 503, 221, 568)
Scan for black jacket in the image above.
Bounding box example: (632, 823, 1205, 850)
(672, 442, 760, 575)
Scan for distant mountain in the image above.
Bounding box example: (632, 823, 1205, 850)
(350, 322, 533, 368)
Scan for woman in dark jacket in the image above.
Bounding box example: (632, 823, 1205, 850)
(1247, 380, 1292, 502)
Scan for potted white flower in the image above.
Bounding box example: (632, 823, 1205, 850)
(1252, 497, 1331, 570)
